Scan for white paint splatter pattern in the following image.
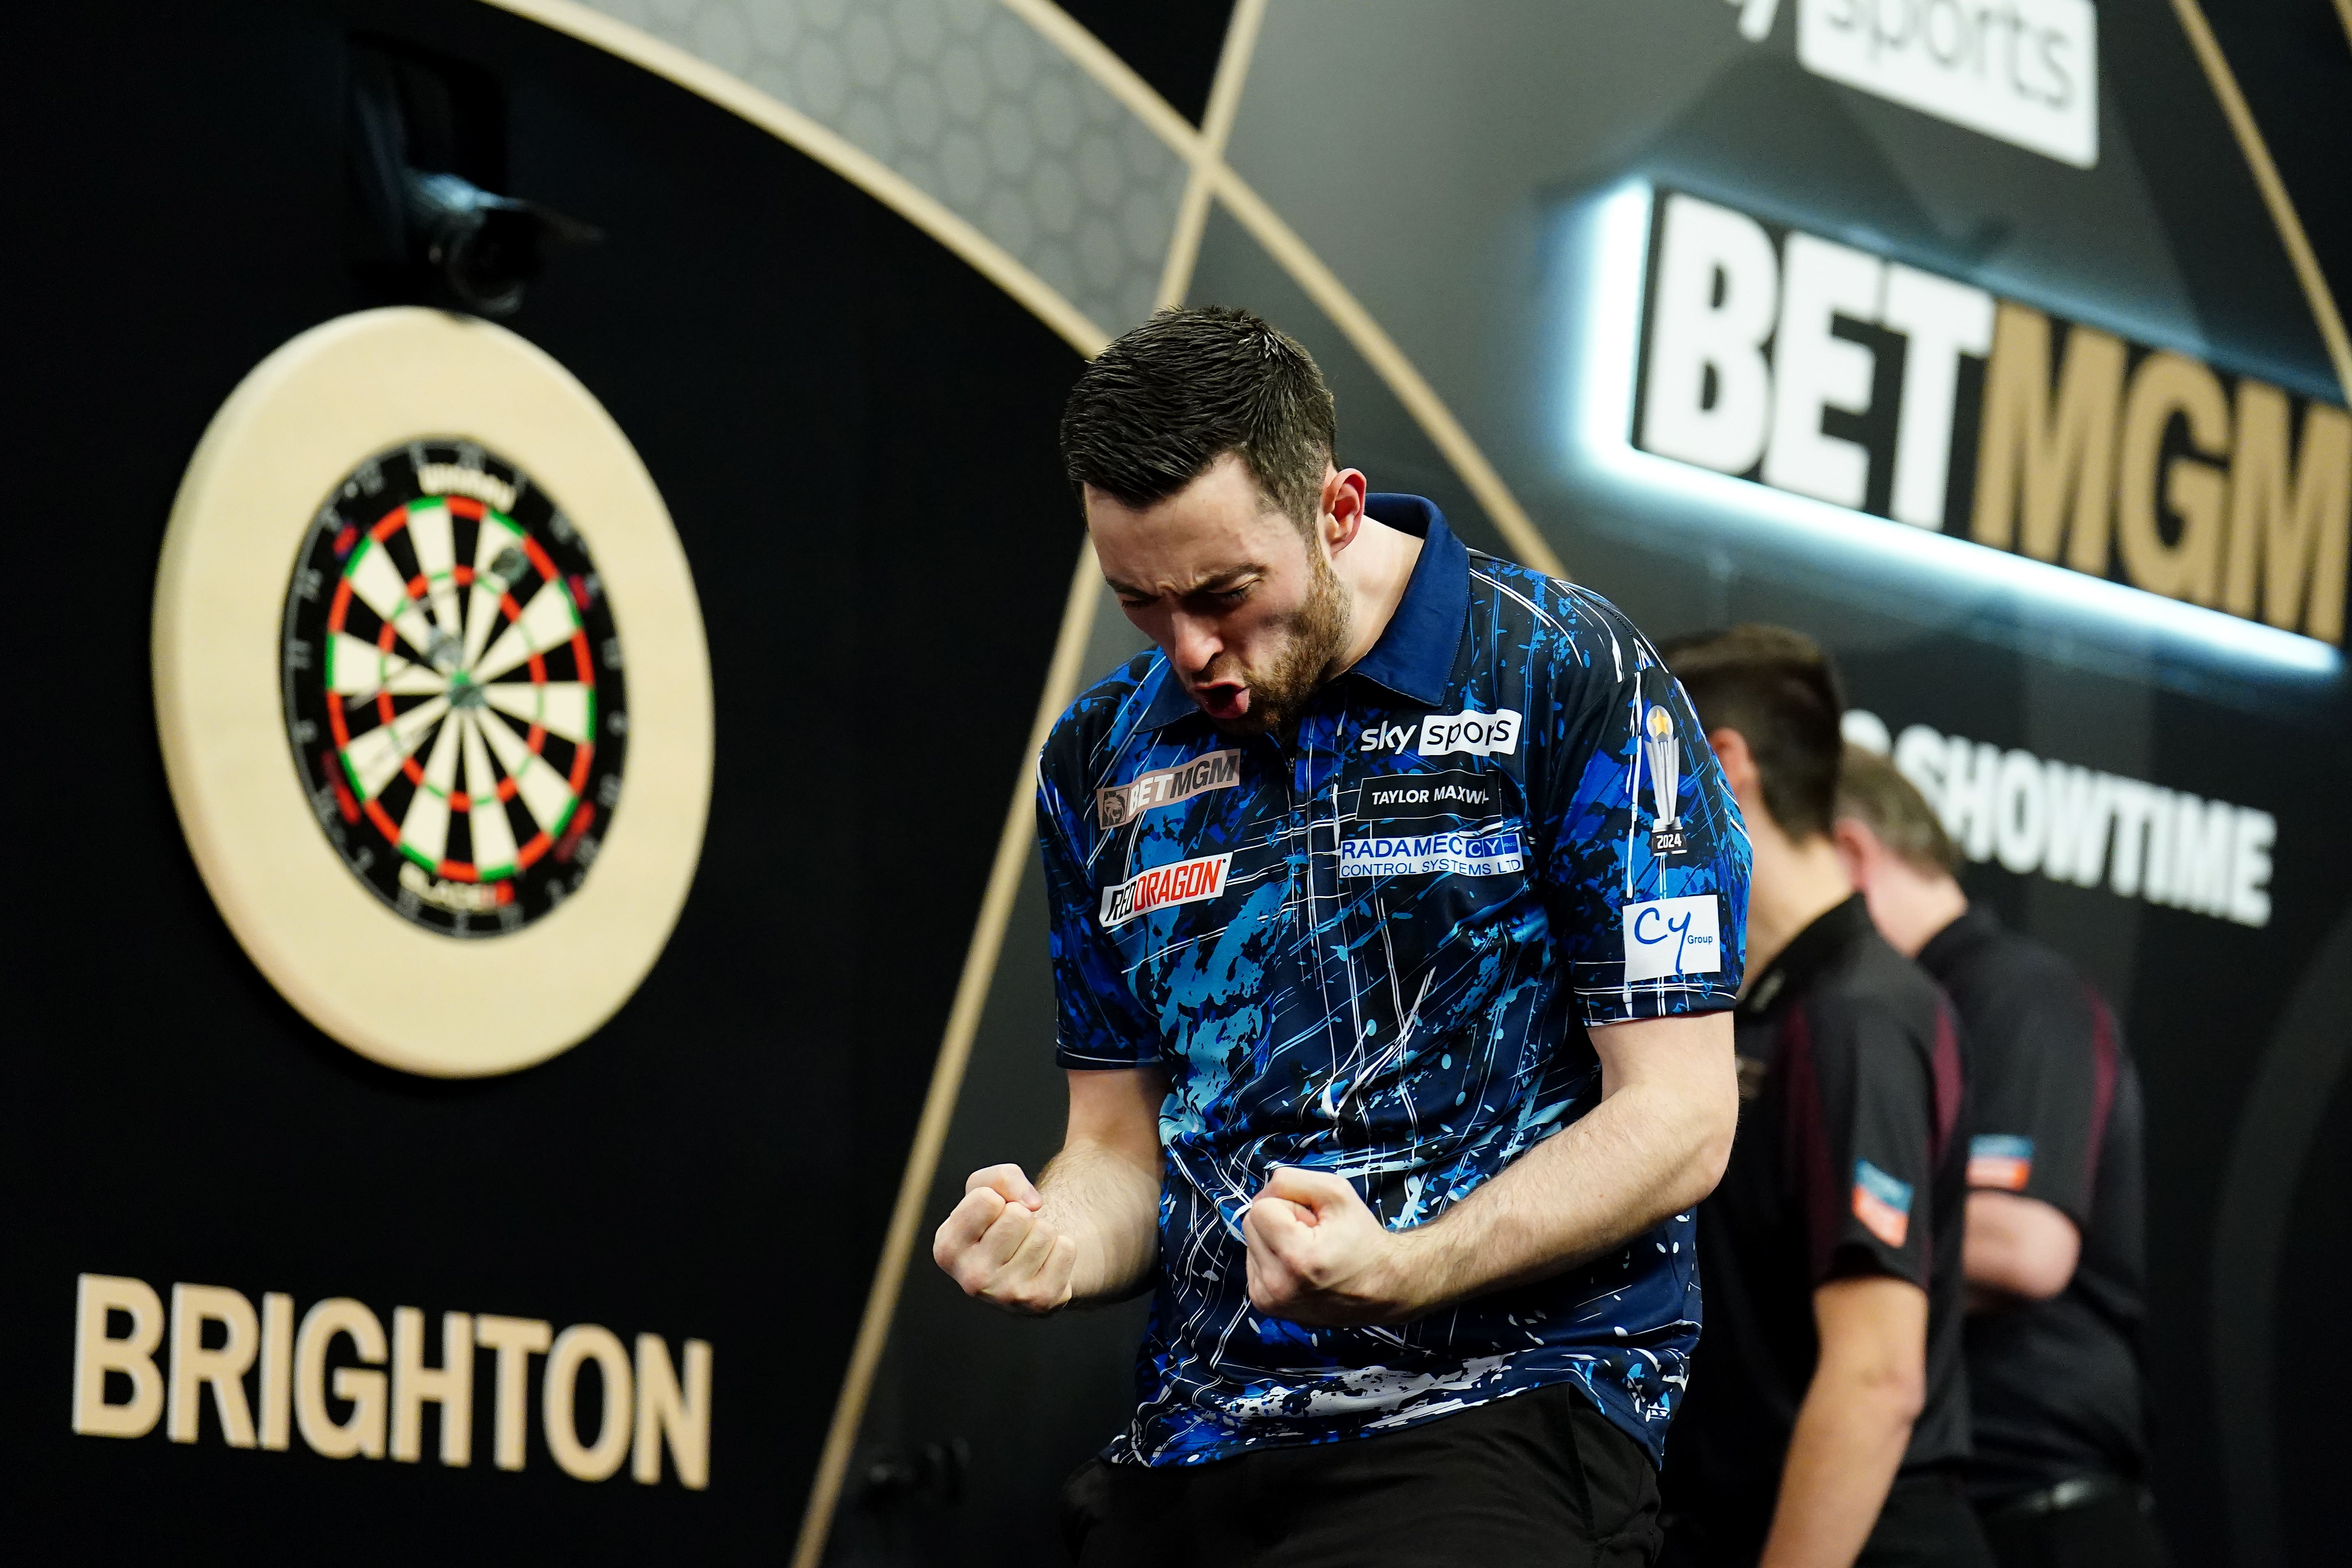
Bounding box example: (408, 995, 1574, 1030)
(1038, 509, 1749, 1465)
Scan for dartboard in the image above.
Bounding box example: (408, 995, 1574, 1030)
(281, 441, 627, 938)
(160, 308, 710, 1075)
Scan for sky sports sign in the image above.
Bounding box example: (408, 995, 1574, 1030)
(1796, 0, 2098, 169)
(1633, 190, 2352, 647)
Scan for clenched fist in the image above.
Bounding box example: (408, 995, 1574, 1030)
(933, 1163, 1079, 1315)
(1243, 1166, 1432, 1327)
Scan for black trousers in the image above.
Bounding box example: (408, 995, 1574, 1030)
(1979, 1487, 2171, 1568)
(1060, 1383, 1662, 1568)
(1860, 1473, 1999, 1568)
(1661, 1469, 1994, 1568)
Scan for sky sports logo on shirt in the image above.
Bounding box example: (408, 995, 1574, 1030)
(1358, 708, 1524, 757)
(1339, 827, 1526, 880)
(1621, 895, 1723, 983)
(1097, 749, 1240, 828)
(1852, 1159, 1916, 1248)
(1968, 1134, 2035, 1191)
(1099, 853, 1232, 929)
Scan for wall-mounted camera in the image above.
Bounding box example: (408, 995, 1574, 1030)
(348, 36, 598, 317)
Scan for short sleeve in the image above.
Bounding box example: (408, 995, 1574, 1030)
(1534, 601, 1751, 1026)
(1963, 978, 2104, 1229)
(1789, 997, 1938, 1288)
(1039, 779, 1160, 1069)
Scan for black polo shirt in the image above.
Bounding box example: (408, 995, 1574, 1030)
(1663, 895, 1970, 1560)
(1917, 905, 2149, 1504)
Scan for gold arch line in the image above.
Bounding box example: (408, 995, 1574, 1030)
(786, 23, 1284, 1564)
(482, 0, 1114, 356)
(464, 5, 2350, 1564)
(469, 7, 1554, 1564)
(484, 0, 1559, 577)
(1000, 0, 1565, 577)
(2168, 0, 2352, 405)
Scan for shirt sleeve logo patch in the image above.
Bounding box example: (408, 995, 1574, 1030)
(1642, 702, 1681, 826)
(1097, 749, 1240, 828)
(1339, 827, 1526, 879)
(1099, 852, 1233, 929)
(1967, 1134, 2035, 1191)
(1622, 895, 1722, 981)
(1640, 702, 1693, 859)
(1852, 1159, 1915, 1248)
(1417, 708, 1523, 758)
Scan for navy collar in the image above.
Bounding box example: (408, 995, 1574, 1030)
(1139, 494, 1469, 730)
(1915, 902, 1996, 983)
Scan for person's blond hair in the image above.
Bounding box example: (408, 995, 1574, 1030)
(1836, 743, 1960, 875)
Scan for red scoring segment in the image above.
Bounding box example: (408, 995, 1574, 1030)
(310, 494, 601, 893)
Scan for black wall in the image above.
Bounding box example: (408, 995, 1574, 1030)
(5, 0, 1081, 1556)
(9, 5, 2349, 1567)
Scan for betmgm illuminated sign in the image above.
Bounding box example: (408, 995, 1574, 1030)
(1629, 190, 2350, 650)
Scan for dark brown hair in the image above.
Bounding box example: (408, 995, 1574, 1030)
(1836, 742, 1961, 874)
(1659, 624, 1844, 840)
(1059, 306, 1336, 531)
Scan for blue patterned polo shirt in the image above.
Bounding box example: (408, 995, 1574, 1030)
(1036, 495, 1749, 1467)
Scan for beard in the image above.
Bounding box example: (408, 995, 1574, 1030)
(1200, 549, 1353, 739)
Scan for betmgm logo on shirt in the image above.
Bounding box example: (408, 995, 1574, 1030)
(1097, 749, 1240, 828)
(1633, 190, 2351, 648)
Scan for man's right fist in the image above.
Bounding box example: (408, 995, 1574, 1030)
(932, 1163, 1079, 1315)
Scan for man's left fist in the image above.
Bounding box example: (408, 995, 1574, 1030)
(1241, 1166, 1429, 1327)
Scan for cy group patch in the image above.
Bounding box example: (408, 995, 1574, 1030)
(1967, 1134, 2035, 1191)
(1619, 894, 1723, 983)
(1852, 1158, 1915, 1249)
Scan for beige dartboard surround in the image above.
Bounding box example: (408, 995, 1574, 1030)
(153, 308, 713, 1077)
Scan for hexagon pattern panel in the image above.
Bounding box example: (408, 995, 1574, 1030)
(584, 0, 1186, 332)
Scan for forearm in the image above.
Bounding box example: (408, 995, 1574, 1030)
(1239, 1014, 1731, 1328)
(1963, 1191, 2079, 1306)
(937, 1068, 1166, 1316)
(1397, 1069, 1725, 1311)
(1760, 1371, 1916, 1568)
(1038, 1137, 1161, 1305)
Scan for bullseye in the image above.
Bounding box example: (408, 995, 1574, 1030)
(281, 442, 627, 936)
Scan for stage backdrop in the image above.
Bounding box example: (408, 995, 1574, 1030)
(7, 5, 2347, 1568)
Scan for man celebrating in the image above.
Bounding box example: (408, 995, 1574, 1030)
(1657, 628, 1989, 1568)
(1834, 746, 2166, 1567)
(934, 307, 1746, 1566)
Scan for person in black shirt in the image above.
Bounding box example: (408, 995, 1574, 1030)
(1833, 745, 2168, 1568)
(1658, 628, 1989, 1568)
